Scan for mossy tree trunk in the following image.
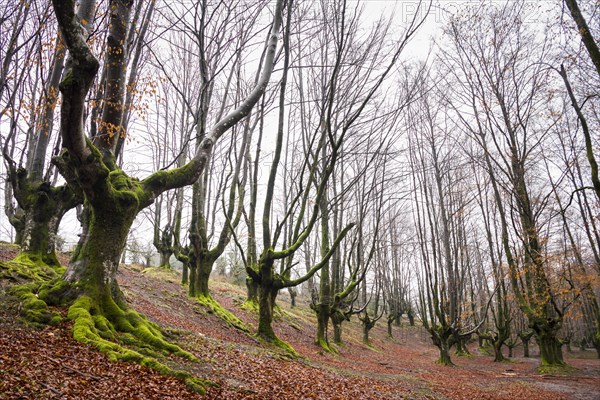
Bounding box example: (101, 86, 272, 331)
(454, 333, 471, 356)
(63, 173, 142, 301)
(431, 326, 455, 366)
(407, 310, 415, 326)
(315, 183, 332, 350)
(246, 277, 259, 302)
(387, 315, 395, 338)
(190, 252, 218, 298)
(256, 258, 278, 340)
(361, 315, 375, 345)
(315, 303, 330, 348)
(532, 318, 565, 366)
(481, 331, 507, 362)
(3, 24, 70, 264)
(331, 311, 344, 344)
(49, 0, 283, 374)
(174, 249, 190, 286)
(8, 167, 79, 267)
(521, 333, 532, 358)
(158, 250, 172, 269)
(288, 287, 297, 307)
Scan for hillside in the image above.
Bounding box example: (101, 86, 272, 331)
(1, 244, 599, 400)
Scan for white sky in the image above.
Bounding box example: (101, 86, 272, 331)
(0, 0, 557, 249)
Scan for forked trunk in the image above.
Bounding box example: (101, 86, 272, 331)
(454, 333, 471, 356)
(493, 340, 505, 362)
(432, 327, 454, 366)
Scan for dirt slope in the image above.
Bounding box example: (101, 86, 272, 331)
(1, 244, 599, 399)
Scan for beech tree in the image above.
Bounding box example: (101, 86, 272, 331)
(2, 0, 76, 266)
(441, 1, 571, 366)
(31, 0, 284, 370)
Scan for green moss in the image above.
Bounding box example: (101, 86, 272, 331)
(196, 294, 249, 332)
(315, 337, 337, 354)
(267, 335, 299, 357)
(1, 254, 64, 283)
(455, 349, 473, 358)
(240, 299, 284, 319)
(537, 363, 575, 375)
(478, 346, 493, 356)
(9, 283, 62, 326)
(66, 294, 208, 393)
(241, 299, 260, 313)
(142, 267, 179, 283)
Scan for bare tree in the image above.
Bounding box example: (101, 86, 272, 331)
(38, 0, 284, 370)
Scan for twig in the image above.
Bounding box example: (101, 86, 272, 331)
(55, 354, 89, 363)
(39, 381, 62, 397)
(47, 357, 102, 381)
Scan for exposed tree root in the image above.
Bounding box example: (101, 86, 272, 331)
(2, 257, 210, 394)
(196, 294, 249, 332)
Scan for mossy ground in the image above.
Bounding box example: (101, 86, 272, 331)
(1, 253, 210, 394)
(1, 254, 66, 326)
(537, 363, 575, 375)
(67, 294, 208, 393)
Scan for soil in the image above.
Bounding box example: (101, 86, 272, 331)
(1, 243, 599, 399)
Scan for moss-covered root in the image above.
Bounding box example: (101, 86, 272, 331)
(315, 337, 338, 355)
(9, 283, 62, 326)
(537, 363, 575, 375)
(196, 295, 249, 332)
(240, 299, 260, 313)
(0, 254, 65, 283)
(256, 333, 299, 358)
(67, 295, 207, 393)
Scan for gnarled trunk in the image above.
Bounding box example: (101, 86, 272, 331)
(158, 250, 172, 269)
(315, 304, 330, 348)
(530, 318, 564, 366)
(431, 326, 454, 366)
(18, 183, 78, 267)
(258, 282, 278, 340)
(191, 255, 215, 298)
(63, 180, 138, 302)
(331, 311, 344, 344)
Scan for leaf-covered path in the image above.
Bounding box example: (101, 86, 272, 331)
(1, 244, 599, 399)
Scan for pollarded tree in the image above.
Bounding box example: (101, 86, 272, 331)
(471, 165, 512, 362)
(238, 0, 428, 348)
(2, 0, 77, 267)
(3, 0, 156, 268)
(442, 1, 570, 366)
(408, 74, 488, 365)
(35, 0, 284, 375)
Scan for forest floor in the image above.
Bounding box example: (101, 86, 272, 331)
(1, 243, 599, 399)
